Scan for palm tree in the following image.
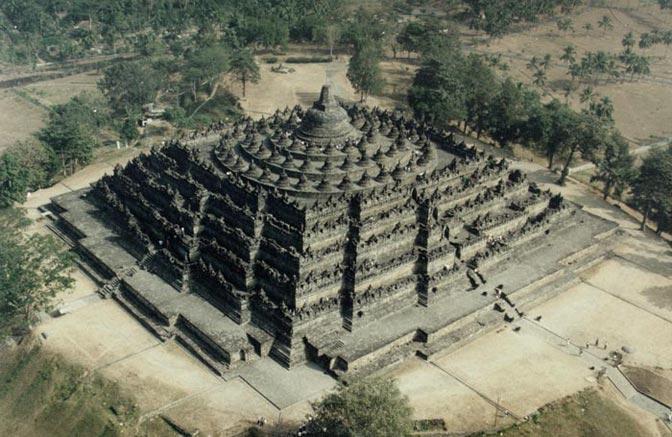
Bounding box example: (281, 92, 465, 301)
(533, 69, 547, 88)
(540, 53, 552, 70)
(526, 56, 539, 71)
(598, 15, 613, 33)
(622, 31, 636, 49)
(579, 86, 595, 103)
(560, 45, 576, 65)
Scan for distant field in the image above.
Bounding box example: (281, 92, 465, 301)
(21, 71, 102, 107)
(0, 72, 102, 154)
(0, 89, 45, 153)
(499, 388, 654, 437)
(469, 1, 672, 146)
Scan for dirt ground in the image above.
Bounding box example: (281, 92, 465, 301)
(20, 71, 101, 107)
(0, 71, 103, 153)
(472, 2, 672, 145)
(0, 89, 45, 152)
(236, 56, 414, 118)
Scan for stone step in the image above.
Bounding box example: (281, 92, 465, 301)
(174, 331, 229, 376)
(112, 290, 172, 340)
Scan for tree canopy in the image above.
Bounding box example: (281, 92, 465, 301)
(306, 377, 414, 437)
(0, 153, 31, 208)
(347, 43, 385, 102)
(37, 96, 101, 175)
(632, 147, 672, 232)
(0, 208, 74, 335)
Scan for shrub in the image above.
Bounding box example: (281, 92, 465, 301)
(285, 56, 332, 64)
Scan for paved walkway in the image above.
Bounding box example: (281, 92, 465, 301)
(517, 317, 671, 422)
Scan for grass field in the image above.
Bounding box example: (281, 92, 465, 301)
(493, 388, 656, 437)
(0, 340, 177, 437)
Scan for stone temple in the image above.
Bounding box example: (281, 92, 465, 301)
(51, 85, 615, 378)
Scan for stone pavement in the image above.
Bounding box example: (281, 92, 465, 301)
(517, 317, 671, 422)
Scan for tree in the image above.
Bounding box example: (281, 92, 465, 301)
(230, 47, 260, 98)
(0, 152, 31, 208)
(557, 113, 608, 185)
(556, 17, 574, 32)
(408, 48, 467, 128)
(586, 96, 615, 126)
(658, 0, 672, 10)
(485, 78, 535, 149)
(306, 377, 413, 436)
(347, 43, 385, 103)
(342, 7, 391, 52)
(183, 45, 230, 103)
(579, 86, 595, 103)
(598, 15, 613, 33)
(0, 208, 74, 335)
(632, 147, 672, 231)
(463, 54, 499, 138)
(560, 44, 576, 65)
(315, 23, 342, 58)
(396, 21, 424, 59)
(622, 31, 636, 49)
(590, 134, 636, 200)
(98, 61, 162, 131)
(540, 53, 552, 70)
(2, 140, 53, 191)
(37, 97, 99, 176)
(533, 68, 547, 89)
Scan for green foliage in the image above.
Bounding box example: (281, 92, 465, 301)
(464, 0, 583, 37)
(347, 43, 385, 103)
(99, 61, 162, 120)
(0, 153, 31, 208)
(37, 96, 101, 176)
(408, 47, 468, 127)
(632, 146, 672, 232)
(0, 345, 159, 436)
(307, 377, 414, 437)
(230, 47, 260, 98)
(556, 17, 574, 32)
(659, 0, 672, 9)
(485, 78, 537, 149)
(2, 141, 53, 191)
(0, 208, 74, 335)
(560, 45, 576, 64)
(621, 31, 636, 49)
(183, 45, 231, 100)
(314, 23, 342, 57)
(463, 54, 499, 137)
(342, 7, 392, 52)
(497, 389, 651, 437)
(590, 134, 636, 200)
(0, 0, 353, 65)
(285, 56, 333, 63)
(585, 96, 615, 126)
(619, 48, 651, 80)
(570, 50, 621, 84)
(597, 15, 613, 32)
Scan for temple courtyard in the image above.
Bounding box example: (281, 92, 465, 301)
(22, 141, 671, 436)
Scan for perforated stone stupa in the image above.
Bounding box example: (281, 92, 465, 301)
(51, 85, 615, 378)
